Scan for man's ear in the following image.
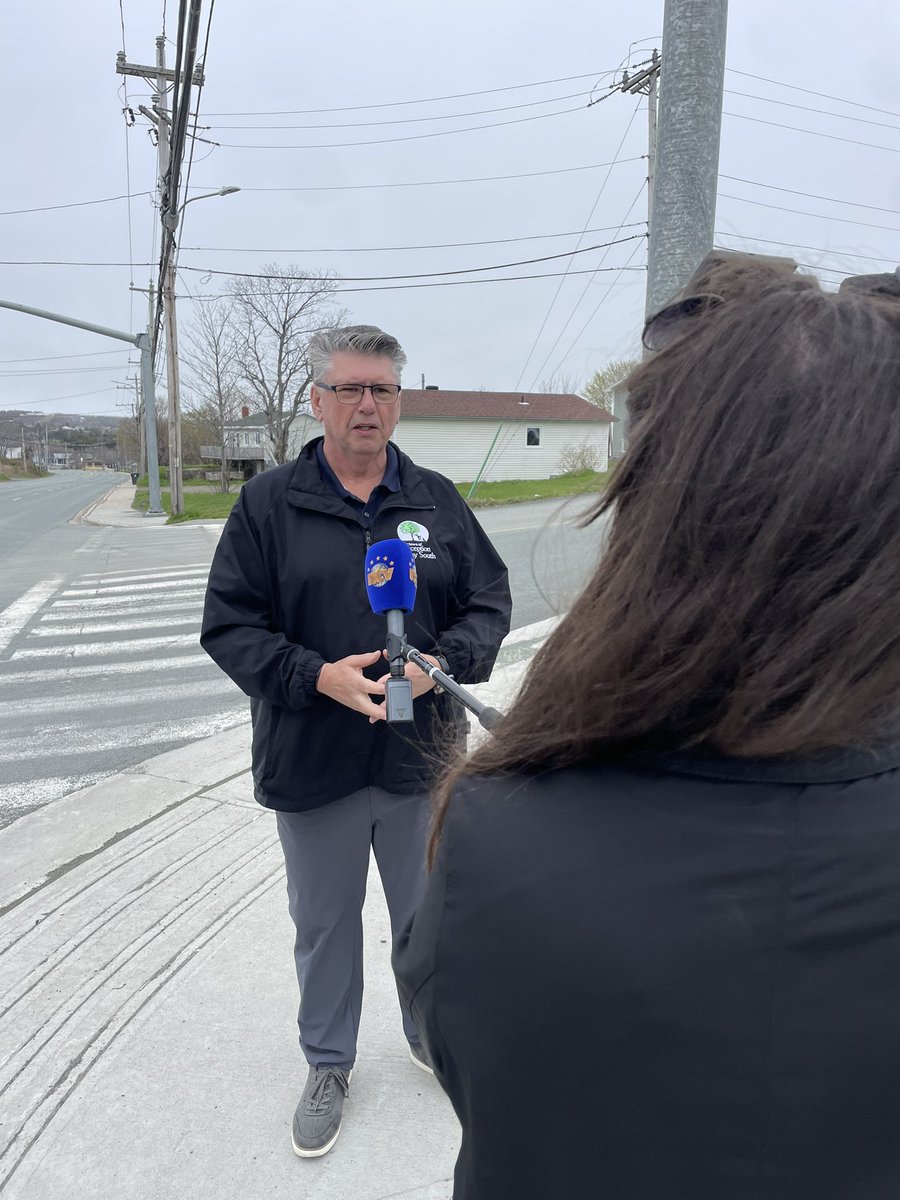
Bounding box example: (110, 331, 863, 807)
(309, 385, 323, 420)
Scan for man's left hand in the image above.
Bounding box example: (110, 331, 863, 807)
(369, 655, 440, 723)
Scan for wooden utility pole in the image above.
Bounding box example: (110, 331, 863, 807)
(620, 49, 660, 233)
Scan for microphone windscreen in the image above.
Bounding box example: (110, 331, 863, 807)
(365, 538, 418, 614)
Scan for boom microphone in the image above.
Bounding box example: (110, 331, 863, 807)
(365, 538, 418, 722)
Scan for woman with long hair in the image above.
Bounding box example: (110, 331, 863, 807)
(394, 255, 900, 1199)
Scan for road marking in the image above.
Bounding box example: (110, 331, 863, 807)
(50, 588, 205, 610)
(0, 579, 63, 654)
(12, 632, 198, 660)
(0, 774, 109, 814)
(73, 565, 210, 585)
(60, 578, 210, 597)
(39, 599, 203, 623)
(27, 615, 201, 637)
(0, 675, 240, 719)
(0, 710, 248, 762)
(0, 652, 213, 683)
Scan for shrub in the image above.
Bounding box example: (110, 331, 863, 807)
(557, 442, 600, 474)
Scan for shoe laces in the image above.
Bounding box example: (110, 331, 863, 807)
(305, 1068, 349, 1115)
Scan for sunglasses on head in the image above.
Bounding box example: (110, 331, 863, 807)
(641, 293, 725, 352)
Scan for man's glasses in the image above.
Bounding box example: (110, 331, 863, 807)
(316, 383, 401, 404)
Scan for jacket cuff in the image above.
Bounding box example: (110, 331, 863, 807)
(295, 654, 327, 706)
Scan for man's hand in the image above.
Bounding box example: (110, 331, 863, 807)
(369, 654, 440, 722)
(316, 651, 387, 720)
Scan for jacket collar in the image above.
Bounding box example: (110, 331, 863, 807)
(652, 738, 900, 785)
(288, 437, 435, 509)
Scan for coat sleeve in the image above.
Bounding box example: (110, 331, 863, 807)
(434, 497, 512, 685)
(200, 488, 325, 710)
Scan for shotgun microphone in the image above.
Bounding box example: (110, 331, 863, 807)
(364, 538, 418, 723)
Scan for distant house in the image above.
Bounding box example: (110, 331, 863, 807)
(608, 376, 631, 460)
(389, 388, 613, 483)
(200, 407, 277, 477)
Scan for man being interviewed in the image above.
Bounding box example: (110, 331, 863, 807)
(200, 324, 511, 1159)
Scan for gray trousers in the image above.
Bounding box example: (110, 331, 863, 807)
(275, 787, 430, 1070)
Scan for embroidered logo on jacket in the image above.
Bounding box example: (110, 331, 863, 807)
(397, 520, 436, 560)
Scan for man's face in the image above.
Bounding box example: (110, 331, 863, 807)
(310, 351, 401, 464)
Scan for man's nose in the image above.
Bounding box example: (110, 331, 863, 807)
(356, 387, 378, 412)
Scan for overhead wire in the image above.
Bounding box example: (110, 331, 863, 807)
(201, 69, 618, 116)
(726, 68, 900, 121)
(514, 98, 642, 391)
(531, 180, 648, 388)
(723, 110, 900, 156)
(117, 0, 136, 330)
(725, 88, 900, 134)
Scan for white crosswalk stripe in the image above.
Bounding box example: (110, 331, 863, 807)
(0, 564, 245, 826)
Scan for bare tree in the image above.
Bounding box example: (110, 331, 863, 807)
(228, 265, 345, 464)
(581, 359, 640, 410)
(537, 372, 582, 395)
(183, 298, 246, 491)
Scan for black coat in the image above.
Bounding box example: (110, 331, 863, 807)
(393, 744, 900, 1199)
(200, 439, 511, 811)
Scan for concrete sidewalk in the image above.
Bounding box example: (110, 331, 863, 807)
(75, 480, 171, 529)
(2, 471, 556, 1197)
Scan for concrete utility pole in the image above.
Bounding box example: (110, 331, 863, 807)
(645, 0, 729, 318)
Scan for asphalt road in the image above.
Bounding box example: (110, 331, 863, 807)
(0, 474, 608, 828)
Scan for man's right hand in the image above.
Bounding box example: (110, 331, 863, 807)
(316, 651, 387, 720)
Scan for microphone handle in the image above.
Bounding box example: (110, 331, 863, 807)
(402, 643, 503, 732)
(385, 610, 406, 677)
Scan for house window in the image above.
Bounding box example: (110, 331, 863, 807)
(526, 427, 541, 447)
(253, 431, 261, 446)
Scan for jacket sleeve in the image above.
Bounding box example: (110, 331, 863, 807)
(200, 488, 325, 710)
(435, 498, 512, 685)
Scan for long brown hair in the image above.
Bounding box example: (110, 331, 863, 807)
(429, 256, 900, 866)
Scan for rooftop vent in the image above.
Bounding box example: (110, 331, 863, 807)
(518, 397, 529, 406)
(425, 384, 439, 390)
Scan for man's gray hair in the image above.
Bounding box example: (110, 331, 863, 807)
(308, 324, 407, 383)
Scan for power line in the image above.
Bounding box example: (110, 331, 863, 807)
(714, 232, 898, 267)
(201, 69, 617, 117)
(724, 110, 900, 156)
(514, 99, 642, 390)
(0, 192, 153, 216)
(210, 89, 593, 130)
(177, 234, 646, 284)
(719, 174, 900, 216)
(726, 67, 900, 122)
(213, 102, 594, 150)
(0, 349, 130, 364)
(531, 180, 648, 388)
(184, 264, 646, 300)
(10, 387, 121, 407)
(181, 221, 648, 255)
(717, 192, 900, 236)
(725, 88, 900, 134)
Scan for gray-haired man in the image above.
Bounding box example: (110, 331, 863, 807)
(201, 325, 511, 1156)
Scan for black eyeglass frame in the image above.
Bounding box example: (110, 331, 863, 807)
(315, 382, 402, 404)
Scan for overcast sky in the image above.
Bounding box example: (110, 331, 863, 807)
(2, 0, 899, 419)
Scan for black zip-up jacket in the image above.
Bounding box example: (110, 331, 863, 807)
(200, 439, 511, 811)
(393, 744, 900, 1199)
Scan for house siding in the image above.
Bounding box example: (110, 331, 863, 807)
(391, 418, 609, 482)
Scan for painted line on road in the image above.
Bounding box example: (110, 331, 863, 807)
(27, 615, 201, 638)
(73, 565, 210, 585)
(0, 709, 249, 763)
(60, 578, 210, 597)
(12, 633, 198, 660)
(0, 653, 213, 684)
(39, 599, 203, 624)
(0, 774, 110, 814)
(0, 579, 64, 655)
(50, 588, 205, 610)
(0, 675, 241, 721)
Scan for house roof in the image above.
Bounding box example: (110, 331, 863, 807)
(398, 389, 612, 422)
(228, 412, 269, 428)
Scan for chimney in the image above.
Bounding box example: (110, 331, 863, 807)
(241, 405, 250, 418)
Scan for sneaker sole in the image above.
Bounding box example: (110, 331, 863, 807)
(409, 1046, 435, 1076)
(291, 1067, 352, 1159)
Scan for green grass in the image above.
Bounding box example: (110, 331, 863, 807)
(0, 463, 49, 482)
(457, 469, 614, 507)
(132, 487, 241, 522)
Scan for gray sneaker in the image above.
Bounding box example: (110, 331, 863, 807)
(291, 1066, 351, 1158)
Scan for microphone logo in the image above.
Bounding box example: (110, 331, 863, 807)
(366, 555, 395, 588)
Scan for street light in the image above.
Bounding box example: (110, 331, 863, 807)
(161, 185, 240, 515)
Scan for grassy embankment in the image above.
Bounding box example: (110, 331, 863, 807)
(131, 466, 615, 522)
(0, 460, 50, 482)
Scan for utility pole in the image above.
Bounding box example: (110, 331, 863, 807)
(619, 49, 660, 232)
(645, 0, 728, 318)
(117, 40, 204, 517)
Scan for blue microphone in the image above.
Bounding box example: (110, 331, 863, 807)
(365, 539, 418, 722)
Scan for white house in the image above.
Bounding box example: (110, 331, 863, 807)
(200, 407, 277, 477)
(389, 389, 613, 483)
